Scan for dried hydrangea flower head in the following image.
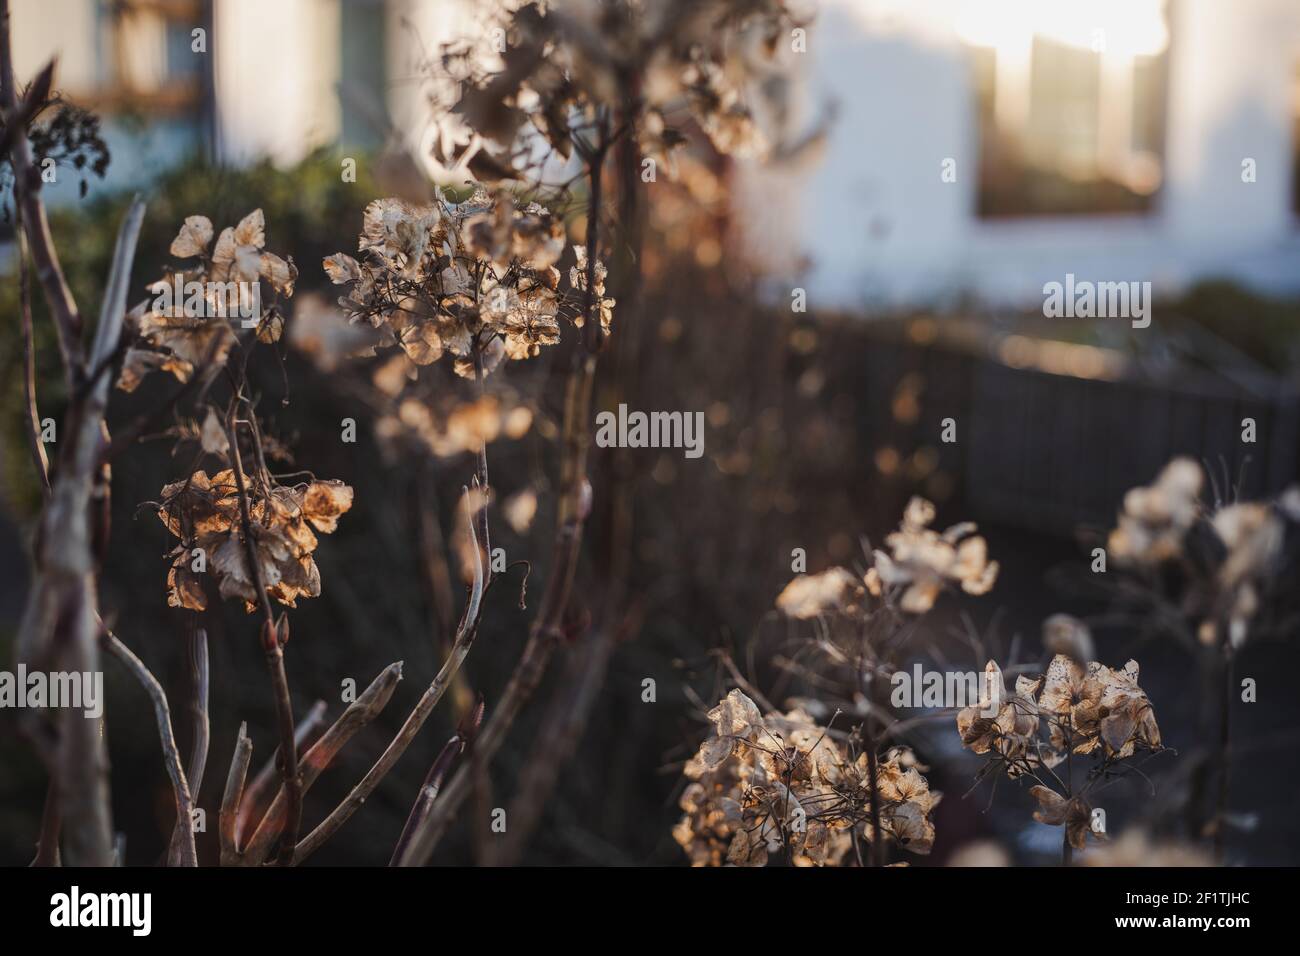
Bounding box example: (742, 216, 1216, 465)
(957, 653, 1163, 852)
(431, 0, 816, 185)
(959, 653, 1161, 766)
(865, 496, 999, 612)
(1108, 456, 1203, 566)
(1207, 501, 1284, 648)
(375, 391, 534, 463)
(956, 660, 1040, 762)
(324, 191, 587, 379)
(675, 690, 939, 866)
(1105, 458, 1295, 653)
(1082, 658, 1162, 757)
(119, 210, 296, 392)
(774, 566, 863, 620)
(158, 468, 353, 613)
(961, 658, 1164, 764)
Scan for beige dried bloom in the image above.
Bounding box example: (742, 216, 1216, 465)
(947, 840, 1011, 867)
(374, 393, 533, 462)
(675, 690, 939, 866)
(956, 660, 1040, 761)
(158, 469, 352, 612)
(568, 244, 615, 331)
(960, 653, 1161, 766)
(1106, 459, 1291, 653)
(1108, 457, 1203, 566)
(1042, 613, 1095, 664)
(324, 192, 584, 378)
(1208, 501, 1284, 649)
(434, 0, 813, 184)
(119, 210, 296, 391)
(865, 496, 999, 612)
(774, 567, 863, 619)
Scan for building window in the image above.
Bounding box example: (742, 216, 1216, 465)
(961, 1, 1170, 218)
(94, 0, 208, 116)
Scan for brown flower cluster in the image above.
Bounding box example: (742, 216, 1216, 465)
(957, 654, 1162, 850)
(674, 690, 939, 866)
(772, 498, 998, 621)
(865, 497, 999, 612)
(119, 210, 296, 392)
(158, 468, 353, 612)
(1107, 457, 1293, 649)
(1108, 457, 1204, 566)
(324, 192, 585, 379)
(958, 656, 1162, 769)
(437, 0, 813, 183)
(374, 391, 534, 462)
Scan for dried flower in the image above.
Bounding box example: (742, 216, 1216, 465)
(866, 496, 999, 612)
(158, 469, 352, 612)
(325, 192, 586, 378)
(1108, 457, 1203, 566)
(774, 567, 863, 619)
(118, 210, 295, 391)
(956, 660, 1039, 761)
(1209, 502, 1284, 648)
(675, 690, 938, 866)
(961, 653, 1161, 766)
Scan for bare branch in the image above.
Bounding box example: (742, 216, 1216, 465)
(169, 626, 209, 865)
(291, 491, 488, 864)
(101, 628, 197, 867)
(220, 723, 253, 867)
(391, 697, 484, 866)
(397, 132, 611, 866)
(236, 699, 327, 846)
(239, 662, 403, 865)
(16, 222, 50, 496)
(224, 407, 303, 865)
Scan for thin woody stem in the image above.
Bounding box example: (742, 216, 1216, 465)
(1213, 648, 1232, 863)
(16, 218, 50, 497)
(292, 492, 488, 865)
(240, 662, 403, 865)
(101, 627, 198, 867)
(396, 124, 611, 866)
(220, 723, 253, 867)
(169, 626, 209, 865)
(225, 406, 301, 865)
(236, 699, 327, 846)
(472, 344, 492, 587)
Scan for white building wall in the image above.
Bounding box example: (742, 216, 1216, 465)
(735, 0, 1300, 310)
(213, 0, 341, 165)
